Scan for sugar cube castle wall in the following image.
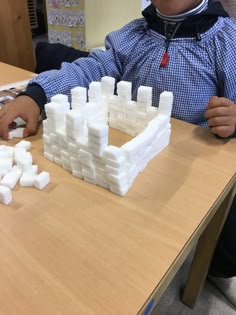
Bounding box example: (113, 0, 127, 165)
(43, 77, 173, 196)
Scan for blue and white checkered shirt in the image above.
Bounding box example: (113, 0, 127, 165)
(29, 16, 236, 128)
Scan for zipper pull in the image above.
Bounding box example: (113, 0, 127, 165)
(160, 52, 169, 68)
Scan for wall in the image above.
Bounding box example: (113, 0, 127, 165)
(46, 0, 142, 51)
(84, 0, 142, 50)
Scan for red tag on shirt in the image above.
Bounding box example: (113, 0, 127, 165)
(160, 52, 169, 67)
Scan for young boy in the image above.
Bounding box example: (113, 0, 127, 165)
(0, 0, 235, 307)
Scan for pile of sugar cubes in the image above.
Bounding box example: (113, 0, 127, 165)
(43, 77, 173, 196)
(0, 140, 50, 205)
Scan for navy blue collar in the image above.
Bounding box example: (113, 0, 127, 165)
(142, 0, 229, 39)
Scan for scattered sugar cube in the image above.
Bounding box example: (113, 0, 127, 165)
(0, 185, 12, 205)
(20, 173, 36, 187)
(0, 159, 13, 176)
(1, 169, 22, 189)
(33, 171, 50, 190)
(15, 140, 32, 151)
(0, 140, 51, 204)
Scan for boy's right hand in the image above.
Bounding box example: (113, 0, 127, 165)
(0, 95, 40, 140)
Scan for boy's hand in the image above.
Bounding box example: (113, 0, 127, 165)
(204, 96, 236, 138)
(0, 96, 40, 140)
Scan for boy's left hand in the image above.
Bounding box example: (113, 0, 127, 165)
(204, 96, 236, 138)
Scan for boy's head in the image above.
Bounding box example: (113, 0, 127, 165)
(151, 0, 203, 15)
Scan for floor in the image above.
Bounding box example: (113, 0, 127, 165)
(152, 252, 236, 315)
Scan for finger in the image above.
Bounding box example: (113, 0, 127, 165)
(1, 129, 9, 140)
(208, 116, 232, 127)
(0, 110, 4, 119)
(206, 96, 233, 110)
(0, 110, 18, 140)
(23, 116, 39, 137)
(211, 125, 235, 138)
(0, 106, 8, 119)
(204, 107, 229, 119)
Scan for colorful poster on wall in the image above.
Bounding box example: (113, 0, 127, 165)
(46, 0, 86, 50)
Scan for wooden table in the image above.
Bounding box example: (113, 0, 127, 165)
(0, 62, 235, 315)
(0, 62, 35, 87)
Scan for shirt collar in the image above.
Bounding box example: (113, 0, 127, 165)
(155, 0, 209, 22)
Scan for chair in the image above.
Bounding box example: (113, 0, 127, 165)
(35, 42, 89, 74)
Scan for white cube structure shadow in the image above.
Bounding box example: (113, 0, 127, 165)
(43, 77, 173, 196)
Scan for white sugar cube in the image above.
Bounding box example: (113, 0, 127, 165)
(15, 140, 32, 151)
(51, 94, 68, 104)
(88, 144, 105, 157)
(88, 123, 109, 137)
(89, 82, 102, 97)
(137, 86, 152, 102)
(71, 86, 87, 99)
(1, 168, 22, 189)
(0, 151, 11, 159)
(147, 106, 158, 121)
(101, 76, 115, 95)
(0, 185, 12, 205)
(11, 165, 22, 174)
(66, 110, 85, 125)
(101, 76, 115, 86)
(0, 145, 7, 151)
(106, 172, 127, 186)
(126, 100, 137, 112)
(24, 165, 38, 175)
(108, 95, 118, 106)
(7, 147, 14, 160)
(106, 156, 126, 168)
(72, 170, 83, 179)
(84, 177, 97, 184)
(79, 149, 93, 161)
(117, 81, 132, 96)
(109, 184, 129, 197)
(158, 91, 173, 117)
(88, 134, 108, 145)
(43, 134, 51, 145)
(16, 153, 33, 171)
(20, 173, 36, 187)
(0, 159, 12, 176)
(68, 142, 78, 154)
(8, 127, 24, 139)
(42, 119, 49, 133)
(105, 164, 126, 175)
(77, 137, 88, 151)
(44, 152, 54, 161)
(71, 98, 86, 110)
(14, 147, 27, 159)
(103, 145, 124, 160)
(33, 171, 50, 190)
(44, 102, 58, 116)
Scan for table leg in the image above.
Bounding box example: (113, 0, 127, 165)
(181, 184, 236, 308)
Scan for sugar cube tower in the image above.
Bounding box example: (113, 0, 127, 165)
(43, 77, 173, 196)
